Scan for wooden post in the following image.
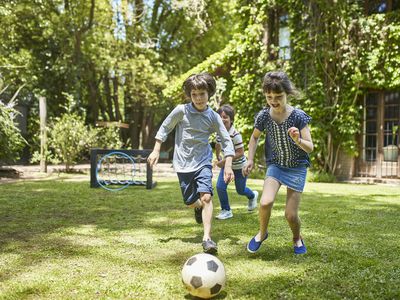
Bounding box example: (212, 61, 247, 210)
(39, 96, 47, 173)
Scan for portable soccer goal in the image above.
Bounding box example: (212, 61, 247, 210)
(90, 148, 156, 191)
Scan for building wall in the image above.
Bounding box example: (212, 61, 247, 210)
(334, 150, 354, 181)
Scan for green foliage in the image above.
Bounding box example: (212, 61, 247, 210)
(308, 170, 337, 183)
(48, 113, 90, 171)
(0, 100, 26, 163)
(166, 0, 400, 177)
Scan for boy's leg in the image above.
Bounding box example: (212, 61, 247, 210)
(216, 168, 230, 211)
(194, 166, 217, 253)
(200, 192, 213, 241)
(285, 188, 302, 245)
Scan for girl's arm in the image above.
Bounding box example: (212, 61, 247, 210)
(242, 128, 262, 176)
(288, 125, 314, 153)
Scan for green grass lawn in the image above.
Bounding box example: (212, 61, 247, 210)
(0, 176, 399, 299)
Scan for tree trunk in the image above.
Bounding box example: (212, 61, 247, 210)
(112, 76, 122, 121)
(103, 76, 114, 120)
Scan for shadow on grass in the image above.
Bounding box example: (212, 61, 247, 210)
(0, 179, 399, 298)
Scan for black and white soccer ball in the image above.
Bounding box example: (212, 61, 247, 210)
(181, 253, 226, 299)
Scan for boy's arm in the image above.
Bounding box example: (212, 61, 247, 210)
(147, 105, 183, 168)
(223, 156, 234, 184)
(147, 139, 162, 168)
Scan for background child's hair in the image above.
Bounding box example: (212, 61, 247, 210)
(217, 104, 235, 123)
(262, 71, 298, 96)
(182, 73, 216, 98)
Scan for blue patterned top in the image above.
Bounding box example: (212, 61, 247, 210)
(254, 107, 312, 167)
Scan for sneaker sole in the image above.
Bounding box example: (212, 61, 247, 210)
(204, 247, 218, 255)
(215, 215, 233, 220)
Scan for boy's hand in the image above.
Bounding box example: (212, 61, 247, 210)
(288, 126, 300, 143)
(242, 160, 254, 177)
(224, 166, 234, 184)
(147, 150, 160, 168)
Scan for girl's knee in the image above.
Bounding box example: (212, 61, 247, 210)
(260, 199, 274, 208)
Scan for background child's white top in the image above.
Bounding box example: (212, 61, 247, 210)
(216, 125, 247, 170)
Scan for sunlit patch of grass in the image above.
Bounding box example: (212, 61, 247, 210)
(0, 178, 399, 299)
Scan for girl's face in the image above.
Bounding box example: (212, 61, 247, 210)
(265, 91, 287, 112)
(219, 111, 232, 130)
(191, 89, 209, 111)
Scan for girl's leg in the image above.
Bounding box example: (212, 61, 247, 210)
(216, 168, 230, 211)
(285, 188, 303, 247)
(200, 192, 213, 241)
(255, 177, 281, 241)
(234, 169, 255, 199)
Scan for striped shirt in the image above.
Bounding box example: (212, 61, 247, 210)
(254, 107, 311, 168)
(216, 125, 247, 170)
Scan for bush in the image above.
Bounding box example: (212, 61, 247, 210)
(308, 170, 337, 183)
(0, 100, 26, 163)
(48, 113, 89, 171)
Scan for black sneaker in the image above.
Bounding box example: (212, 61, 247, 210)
(202, 239, 218, 254)
(194, 207, 203, 224)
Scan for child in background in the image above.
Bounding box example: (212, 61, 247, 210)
(243, 71, 313, 255)
(214, 104, 259, 220)
(147, 73, 235, 254)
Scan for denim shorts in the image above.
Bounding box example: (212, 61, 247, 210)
(177, 165, 213, 205)
(266, 164, 307, 192)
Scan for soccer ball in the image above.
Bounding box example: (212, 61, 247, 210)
(181, 253, 226, 299)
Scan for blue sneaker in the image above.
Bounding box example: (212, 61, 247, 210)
(247, 232, 268, 253)
(294, 239, 307, 255)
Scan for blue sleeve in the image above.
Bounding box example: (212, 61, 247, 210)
(254, 109, 267, 132)
(295, 109, 311, 130)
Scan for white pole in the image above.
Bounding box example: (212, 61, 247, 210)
(39, 96, 47, 173)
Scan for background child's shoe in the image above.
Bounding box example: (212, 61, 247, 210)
(248, 191, 259, 211)
(215, 209, 233, 220)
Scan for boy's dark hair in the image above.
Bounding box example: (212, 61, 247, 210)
(217, 104, 235, 123)
(262, 71, 297, 96)
(182, 73, 216, 98)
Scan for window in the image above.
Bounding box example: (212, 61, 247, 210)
(365, 0, 400, 14)
(278, 14, 291, 60)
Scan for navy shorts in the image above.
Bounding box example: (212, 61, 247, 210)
(266, 164, 307, 192)
(177, 165, 213, 205)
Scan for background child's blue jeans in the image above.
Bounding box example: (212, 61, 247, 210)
(216, 168, 255, 211)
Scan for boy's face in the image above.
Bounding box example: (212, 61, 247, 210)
(219, 111, 231, 130)
(191, 89, 209, 111)
(265, 91, 287, 112)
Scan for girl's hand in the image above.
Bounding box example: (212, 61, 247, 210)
(288, 127, 300, 144)
(242, 160, 254, 177)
